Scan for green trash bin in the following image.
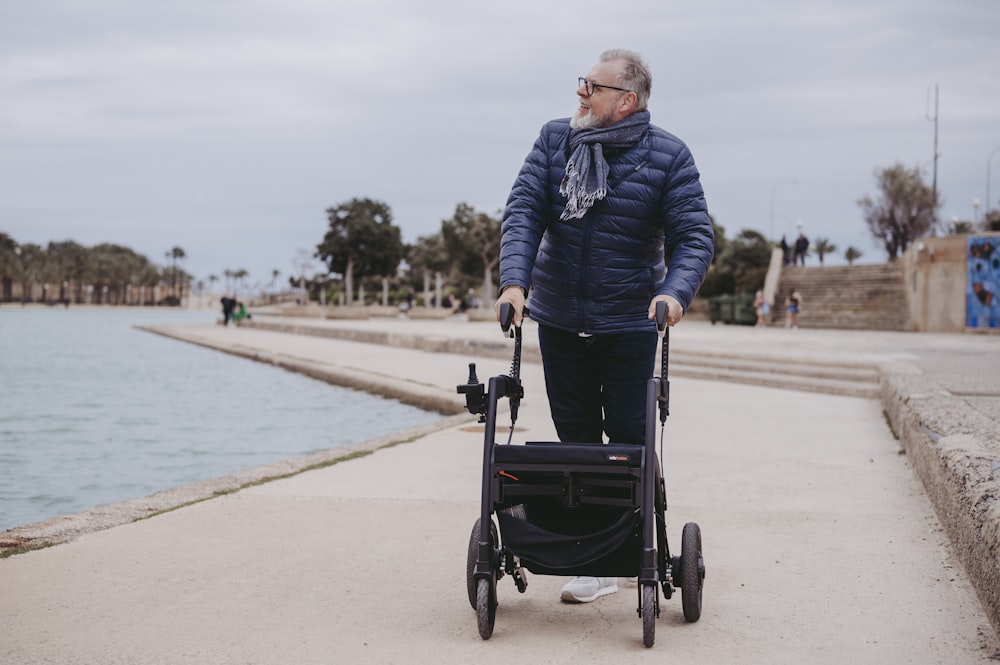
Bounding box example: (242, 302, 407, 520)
(733, 292, 757, 325)
(710, 295, 734, 324)
(721, 295, 735, 323)
(709, 296, 723, 324)
(710, 293, 756, 325)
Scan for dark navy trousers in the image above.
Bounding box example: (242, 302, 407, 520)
(536, 324, 658, 445)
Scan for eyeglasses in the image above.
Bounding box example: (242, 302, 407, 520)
(578, 77, 631, 96)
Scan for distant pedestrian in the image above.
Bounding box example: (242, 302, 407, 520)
(463, 288, 481, 312)
(753, 289, 770, 327)
(233, 301, 250, 324)
(780, 236, 791, 266)
(793, 233, 809, 266)
(785, 287, 802, 328)
(220, 295, 236, 325)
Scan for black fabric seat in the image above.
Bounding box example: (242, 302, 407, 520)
(491, 441, 647, 576)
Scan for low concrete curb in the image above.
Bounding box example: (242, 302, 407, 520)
(882, 369, 1000, 634)
(241, 317, 526, 360)
(140, 325, 468, 416)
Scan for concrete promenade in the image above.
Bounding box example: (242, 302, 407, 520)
(2, 314, 998, 663)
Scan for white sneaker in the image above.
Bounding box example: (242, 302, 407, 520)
(559, 576, 618, 603)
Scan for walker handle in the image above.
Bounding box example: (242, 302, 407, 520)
(499, 302, 515, 335)
(655, 300, 668, 333)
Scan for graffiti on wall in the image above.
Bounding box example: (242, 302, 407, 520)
(967, 236, 1000, 328)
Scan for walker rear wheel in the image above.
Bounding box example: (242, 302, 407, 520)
(680, 522, 704, 622)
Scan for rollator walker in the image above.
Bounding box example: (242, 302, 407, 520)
(456, 301, 705, 648)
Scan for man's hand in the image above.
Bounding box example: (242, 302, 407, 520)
(495, 286, 526, 327)
(648, 294, 683, 327)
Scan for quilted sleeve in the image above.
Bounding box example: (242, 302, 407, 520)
(658, 144, 715, 311)
(499, 124, 556, 295)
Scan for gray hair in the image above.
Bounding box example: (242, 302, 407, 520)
(600, 49, 651, 111)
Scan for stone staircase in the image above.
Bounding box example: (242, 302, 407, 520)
(669, 351, 880, 398)
(243, 317, 883, 399)
(773, 263, 910, 331)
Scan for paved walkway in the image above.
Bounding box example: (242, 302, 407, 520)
(1, 315, 998, 663)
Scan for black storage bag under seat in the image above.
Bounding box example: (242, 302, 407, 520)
(497, 501, 642, 576)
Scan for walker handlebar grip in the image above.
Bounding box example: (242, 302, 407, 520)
(499, 302, 515, 334)
(655, 300, 668, 333)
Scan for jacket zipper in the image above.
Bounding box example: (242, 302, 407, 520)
(576, 211, 596, 334)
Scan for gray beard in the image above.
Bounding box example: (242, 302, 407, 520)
(571, 107, 608, 129)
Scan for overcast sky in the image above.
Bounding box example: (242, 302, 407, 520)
(2, 0, 998, 290)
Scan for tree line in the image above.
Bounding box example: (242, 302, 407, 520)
(300, 164, 1000, 306)
(308, 199, 501, 308)
(4, 162, 995, 307)
(0, 236, 191, 305)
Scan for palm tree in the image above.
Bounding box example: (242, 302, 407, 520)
(89, 243, 151, 304)
(47, 240, 88, 303)
(14, 243, 46, 302)
(844, 247, 863, 266)
(0, 233, 18, 301)
(167, 247, 186, 299)
(812, 237, 837, 266)
(232, 269, 249, 296)
(136, 261, 160, 305)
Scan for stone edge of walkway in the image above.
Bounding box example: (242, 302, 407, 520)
(881, 368, 1000, 635)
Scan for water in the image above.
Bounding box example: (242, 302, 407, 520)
(0, 307, 440, 531)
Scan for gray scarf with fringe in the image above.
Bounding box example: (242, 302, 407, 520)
(559, 111, 650, 220)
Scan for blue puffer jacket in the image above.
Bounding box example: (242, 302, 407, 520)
(499, 118, 715, 334)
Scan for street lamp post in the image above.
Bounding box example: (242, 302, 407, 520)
(770, 179, 798, 242)
(988, 146, 1000, 218)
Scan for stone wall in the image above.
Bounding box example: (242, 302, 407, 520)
(901, 232, 1000, 333)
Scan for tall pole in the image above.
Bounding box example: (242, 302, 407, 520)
(988, 146, 1000, 220)
(927, 84, 939, 231)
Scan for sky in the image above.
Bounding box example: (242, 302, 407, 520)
(2, 0, 999, 292)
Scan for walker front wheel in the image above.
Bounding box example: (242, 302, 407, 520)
(641, 584, 657, 648)
(476, 578, 497, 639)
(466, 518, 497, 609)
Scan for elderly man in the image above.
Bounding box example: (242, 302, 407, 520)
(494, 49, 715, 604)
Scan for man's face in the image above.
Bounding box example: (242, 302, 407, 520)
(571, 59, 627, 129)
